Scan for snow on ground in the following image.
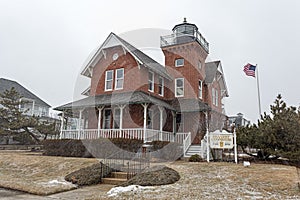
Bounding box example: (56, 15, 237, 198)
(107, 185, 154, 197)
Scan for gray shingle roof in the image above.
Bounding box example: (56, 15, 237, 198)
(0, 78, 50, 107)
(171, 98, 211, 112)
(204, 61, 220, 84)
(113, 33, 172, 80)
(81, 32, 172, 80)
(54, 91, 175, 111)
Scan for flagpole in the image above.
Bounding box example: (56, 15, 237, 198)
(256, 64, 262, 117)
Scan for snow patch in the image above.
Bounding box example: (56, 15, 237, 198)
(40, 178, 75, 187)
(107, 185, 154, 197)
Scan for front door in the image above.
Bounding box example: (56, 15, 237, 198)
(103, 109, 111, 129)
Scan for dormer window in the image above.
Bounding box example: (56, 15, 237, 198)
(105, 70, 113, 91)
(115, 68, 124, 90)
(158, 76, 164, 96)
(175, 58, 184, 67)
(148, 71, 154, 92)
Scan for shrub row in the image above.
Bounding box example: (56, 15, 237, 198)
(42, 138, 181, 159)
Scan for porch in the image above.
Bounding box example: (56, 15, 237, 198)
(59, 128, 191, 156)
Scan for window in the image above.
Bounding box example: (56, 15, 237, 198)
(148, 71, 154, 92)
(215, 89, 218, 106)
(113, 108, 120, 129)
(198, 80, 202, 99)
(147, 109, 153, 129)
(176, 113, 184, 132)
(103, 109, 111, 129)
(158, 77, 164, 96)
(175, 78, 184, 97)
(212, 88, 219, 106)
(115, 68, 124, 90)
(175, 58, 184, 67)
(105, 70, 113, 91)
(198, 61, 202, 69)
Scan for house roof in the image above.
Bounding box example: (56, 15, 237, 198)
(204, 61, 220, 84)
(204, 61, 229, 97)
(54, 91, 175, 112)
(81, 32, 172, 80)
(0, 78, 51, 107)
(171, 98, 211, 113)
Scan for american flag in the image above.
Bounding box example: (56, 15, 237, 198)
(243, 63, 256, 77)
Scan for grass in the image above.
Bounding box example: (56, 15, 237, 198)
(0, 151, 98, 195)
(0, 151, 299, 199)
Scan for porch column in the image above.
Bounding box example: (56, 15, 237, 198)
(158, 106, 164, 141)
(59, 111, 65, 139)
(172, 111, 176, 133)
(97, 106, 104, 138)
(77, 109, 83, 140)
(205, 111, 210, 162)
(142, 103, 149, 143)
(118, 105, 126, 129)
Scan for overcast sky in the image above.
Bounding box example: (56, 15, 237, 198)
(1, 0, 299, 123)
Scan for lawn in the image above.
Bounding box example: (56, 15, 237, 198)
(0, 151, 98, 195)
(0, 151, 299, 199)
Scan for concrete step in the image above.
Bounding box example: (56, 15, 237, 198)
(110, 172, 128, 179)
(102, 177, 127, 185)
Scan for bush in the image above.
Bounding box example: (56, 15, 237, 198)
(189, 154, 202, 162)
(65, 163, 112, 186)
(41, 139, 92, 157)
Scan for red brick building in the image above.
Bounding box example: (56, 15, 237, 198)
(55, 19, 229, 155)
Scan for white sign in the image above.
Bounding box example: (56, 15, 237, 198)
(210, 131, 233, 149)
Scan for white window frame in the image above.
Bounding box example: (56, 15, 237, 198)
(215, 89, 218, 106)
(148, 71, 154, 92)
(198, 80, 202, 99)
(115, 68, 124, 90)
(198, 60, 202, 69)
(158, 76, 164, 96)
(175, 58, 184, 67)
(212, 88, 215, 105)
(175, 78, 184, 97)
(212, 88, 218, 106)
(105, 70, 114, 91)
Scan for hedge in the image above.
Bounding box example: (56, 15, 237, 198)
(42, 138, 182, 159)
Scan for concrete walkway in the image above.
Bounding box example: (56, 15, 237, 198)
(0, 184, 113, 200)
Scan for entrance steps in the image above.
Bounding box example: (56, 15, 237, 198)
(184, 145, 202, 157)
(102, 172, 128, 185)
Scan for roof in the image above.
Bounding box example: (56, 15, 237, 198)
(81, 32, 172, 80)
(0, 78, 51, 107)
(54, 91, 175, 111)
(205, 61, 229, 97)
(171, 98, 211, 112)
(204, 61, 220, 84)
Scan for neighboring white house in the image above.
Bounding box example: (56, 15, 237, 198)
(228, 113, 251, 127)
(0, 78, 51, 117)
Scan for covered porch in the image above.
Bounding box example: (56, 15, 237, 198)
(55, 91, 191, 152)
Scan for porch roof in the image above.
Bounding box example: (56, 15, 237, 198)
(54, 91, 175, 111)
(171, 98, 211, 112)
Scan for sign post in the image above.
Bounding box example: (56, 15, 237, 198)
(234, 130, 238, 164)
(209, 130, 237, 163)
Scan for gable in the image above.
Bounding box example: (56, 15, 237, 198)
(81, 32, 172, 80)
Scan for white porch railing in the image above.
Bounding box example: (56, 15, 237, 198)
(175, 132, 192, 157)
(59, 129, 191, 156)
